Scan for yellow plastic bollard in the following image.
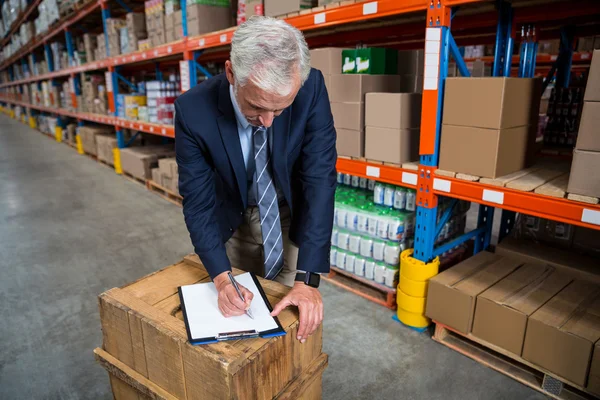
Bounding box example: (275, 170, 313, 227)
(113, 148, 123, 175)
(55, 126, 63, 143)
(29, 117, 36, 129)
(75, 135, 84, 155)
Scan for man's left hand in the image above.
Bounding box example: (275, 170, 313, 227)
(271, 282, 323, 343)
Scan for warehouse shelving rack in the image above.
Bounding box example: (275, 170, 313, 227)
(0, 0, 599, 265)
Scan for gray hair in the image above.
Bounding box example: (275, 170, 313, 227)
(230, 16, 311, 96)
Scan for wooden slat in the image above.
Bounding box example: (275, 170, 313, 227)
(506, 168, 566, 192)
(534, 173, 570, 199)
(95, 348, 178, 400)
(274, 354, 328, 400)
(480, 167, 542, 187)
(567, 193, 600, 205)
(402, 162, 419, 171)
(98, 293, 136, 370)
(434, 169, 457, 178)
(456, 172, 481, 182)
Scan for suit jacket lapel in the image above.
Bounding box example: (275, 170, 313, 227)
(217, 79, 248, 208)
(272, 107, 292, 210)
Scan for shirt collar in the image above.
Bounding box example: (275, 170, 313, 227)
(229, 84, 250, 130)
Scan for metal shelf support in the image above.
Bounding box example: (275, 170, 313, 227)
(65, 29, 75, 68)
(492, 0, 514, 77)
(101, 2, 111, 57)
(180, 0, 188, 37)
(449, 34, 470, 77)
(44, 43, 54, 72)
(556, 26, 575, 88)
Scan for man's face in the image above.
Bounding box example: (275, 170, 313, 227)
(226, 60, 301, 128)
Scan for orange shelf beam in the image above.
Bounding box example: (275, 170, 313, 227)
(0, 97, 174, 138)
(338, 159, 600, 231)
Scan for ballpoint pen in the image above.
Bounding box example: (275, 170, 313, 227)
(227, 271, 254, 319)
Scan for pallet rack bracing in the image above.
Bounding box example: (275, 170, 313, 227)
(0, 0, 598, 262)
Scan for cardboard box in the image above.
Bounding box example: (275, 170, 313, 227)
(443, 77, 539, 129)
(310, 47, 346, 75)
(439, 124, 529, 178)
(472, 264, 573, 356)
(522, 280, 600, 386)
(585, 50, 600, 102)
(187, 4, 232, 36)
(264, 0, 316, 17)
(575, 101, 600, 152)
(425, 251, 524, 334)
(329, 74, 401, 103)
(567, 149, 600, 198)
(166, 12, 175, 30)
(365, 127, 419, 164)
(330, 102, 363, 131)
(365, 93, 421, 129)
(120, 146, 175, 180)
(342, 48, 398, 74)
(336, 128, 363, 158)
(158, 157, 178, 179)
(126, 12, 147, 38)
(399, 74, 424, 93)
(589, 343, 600, 396)
(96, 133, 118, 165)
(244, 0, 264, 19)
(151, 167, 161, 184)
(495, 236, 600, 284)
(397, 50, 424, 75)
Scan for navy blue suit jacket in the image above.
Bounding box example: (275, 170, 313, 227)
(174, 69, 337, 279)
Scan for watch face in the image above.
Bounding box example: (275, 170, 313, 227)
(307, 273, 320, 288)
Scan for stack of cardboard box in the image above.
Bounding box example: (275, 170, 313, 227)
(397, 50, 424, 91)
(426, 250, 600, 396)
(151, 157, 179, 194)
(264, 0, 316, 17)
(66, 123, 77, 146)
(186, 2, 232, 37)
(126, 13, 147, 52)
(568, 49, 600, 200)
(106, 18, 126, 57)
(82, 76, 105, 114)
(95, 33, 106, 60)
(95, 134, 118, 165)
(78, 125, 114, 156)
(120, 145, 175, 180)
(83, 33, 96, 62)
(439, 77, 541, 178)
(364, 93, 421, 164)
(146, 1, 166, 48)
(165, 9, 182, 42)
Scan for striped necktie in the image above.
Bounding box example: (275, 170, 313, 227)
(253, 126, 284, 280)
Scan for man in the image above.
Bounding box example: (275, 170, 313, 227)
(174, 16, 337, 343)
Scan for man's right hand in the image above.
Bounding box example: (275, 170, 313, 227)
(213, 271, 254, 318)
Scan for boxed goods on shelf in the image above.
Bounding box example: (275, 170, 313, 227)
(138, 39, 151, 51)
(264, 0, 316, 17)
(310, 47, 346, 76)
(542, 86, 583, 147)
(106, 18, 126, 57)
(329, 74, 401, 103)
(342, 48, 398, 74)
(126, 12, 147, 52)
(237, 0, 263, 24)
(439, 77, 541, 178)
(186, 3, 233, 37)
(119, 145, 175, 180)
(364, 93, 421, 164)
(522, 280, 600, 387)
(96, 33, 106, 60)
(96, 134, 118, 165)
(84, 34, 96, 62)
(568, 49, 600, 199)
(425, 251, 523, 334)
(78, 125, 115, 156)
(157, 157, 179, 194)
(66, 123, 77, 146)
(514, 214, 574, 250)
(471, 264, 572, 356)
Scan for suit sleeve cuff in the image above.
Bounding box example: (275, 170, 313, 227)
(197, 248, 231, 280)
(296, 246, 331, 274)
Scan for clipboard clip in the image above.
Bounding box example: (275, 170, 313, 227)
(217, 330, 259, 341)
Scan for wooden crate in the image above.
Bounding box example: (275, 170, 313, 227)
(97, 255, 326, 400)
(432, 321, 596, 400)
(94, 347, 328, 400)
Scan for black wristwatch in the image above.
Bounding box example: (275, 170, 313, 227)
(295, 272, 321, 288)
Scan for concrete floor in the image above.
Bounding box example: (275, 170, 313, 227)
(0, 117, 544, 400)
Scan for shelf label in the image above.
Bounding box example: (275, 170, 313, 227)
(162, 128, 167, 135)
(363, 2, 377, 15)
(482, 189, 504, 205)
(401, 172, 417, 186)
(199, 38, 205, 47)
(142, 53, 147, 59)
(433, 178, 451, 193)
(167, 46, 172, 54)
(121, 57, 126, 62)
(426, 28, 441, 41)
(366, 166, 380, 178)
(551, 55, 557, 61)
(220, 34, 227, 43)
(180, 61, 190, 92)
(581, 53, 590, 59)
(105, 72, 113, 92)
(582, 209, 600, 226)
(314, 12, 326, 25)
(154, 50, 159, 56)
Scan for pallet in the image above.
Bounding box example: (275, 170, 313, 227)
(97, 158, 114, 170)
(435, 163, 599, 206)
(146, 179, 182, 207)
(323, 266, 396, 310)
(121, 172, 147, 187)
(432, 322, 596, 400)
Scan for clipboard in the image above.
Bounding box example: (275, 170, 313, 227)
(178, 272, 286, 345)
